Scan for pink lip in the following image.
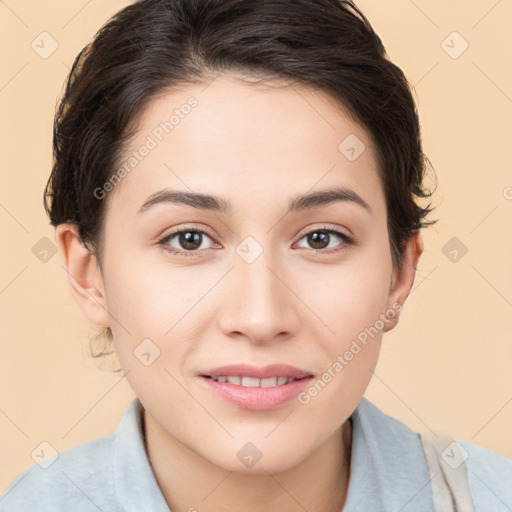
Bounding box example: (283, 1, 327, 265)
(200, 375, 314, 411)
(200, 363, 313, 379)
(198, 364, 315, 411)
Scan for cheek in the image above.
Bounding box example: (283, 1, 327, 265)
(102, 253, 213, 389)
(296, 268, 390, 420)
(302, 251, 392, 340)
(103, 251, 204, 335)
(310, 280, 387, 388)
(300, 245, 392, 395)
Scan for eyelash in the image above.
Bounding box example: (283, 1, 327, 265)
(156, 225, 355, 258)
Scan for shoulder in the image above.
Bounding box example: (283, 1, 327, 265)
(457, 438, 512, 510)
(357, 396, 512, 474)
(353, 398, 512, 510)
(1, 398, 168, 512)
(0, 433, 120, 512)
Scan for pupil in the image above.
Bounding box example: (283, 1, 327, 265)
(309, 231, 329, 249)
(181, 231, 201, 250)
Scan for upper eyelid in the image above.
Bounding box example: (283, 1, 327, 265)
(296, 224, 353, 240)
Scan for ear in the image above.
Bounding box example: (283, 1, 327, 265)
(383, 231, 424, 333)
(55, 224, 111, 329)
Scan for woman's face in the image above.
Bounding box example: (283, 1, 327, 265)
(65, 73, 417, 473)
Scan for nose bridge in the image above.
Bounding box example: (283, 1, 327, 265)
(218, 234, 299, 342)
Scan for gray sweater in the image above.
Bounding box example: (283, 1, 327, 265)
(1, 397, 511, 511)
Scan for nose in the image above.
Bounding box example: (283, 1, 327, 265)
(216, 244, 301, 345)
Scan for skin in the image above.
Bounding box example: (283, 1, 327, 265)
(56, 72, 423, 512)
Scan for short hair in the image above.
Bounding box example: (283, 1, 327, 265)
(44, 0, 437, 353)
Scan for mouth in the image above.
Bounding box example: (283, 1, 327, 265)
(200, 363, 314, 381)
(202, 375, 307, 387)
(198, 363, 314, 410)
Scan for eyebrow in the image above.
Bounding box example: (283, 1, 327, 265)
(137, 186, 372, 216)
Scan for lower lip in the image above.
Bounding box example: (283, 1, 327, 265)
(200, 376, 314, 411)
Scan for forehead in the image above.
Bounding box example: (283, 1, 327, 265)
(106, 73, 384, 218)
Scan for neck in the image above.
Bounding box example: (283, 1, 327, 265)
(143, 410, 352, 512)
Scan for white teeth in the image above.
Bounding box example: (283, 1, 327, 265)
(211, 376, 297, 387)
(260, 377, 279, 387)
(241, 377, 261, 387)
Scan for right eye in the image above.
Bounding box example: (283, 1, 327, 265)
(157, 227, 219, 257)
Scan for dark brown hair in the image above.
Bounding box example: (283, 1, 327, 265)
(44, 0, 437, 354)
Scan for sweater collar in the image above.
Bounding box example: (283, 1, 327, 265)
(343, 397, 434, 511)
(114, 398, 170, 511)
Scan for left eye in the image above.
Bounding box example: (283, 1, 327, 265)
(157, 226, 354, 257)
(296, 228, 353, 252)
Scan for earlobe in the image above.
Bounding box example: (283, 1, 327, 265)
(55, 224, 111, 329)
(383, 231, 424, 333)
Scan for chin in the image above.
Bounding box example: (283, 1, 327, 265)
(203, 442, 309, 476)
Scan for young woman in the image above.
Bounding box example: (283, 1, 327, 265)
(2, 0, 511, 510)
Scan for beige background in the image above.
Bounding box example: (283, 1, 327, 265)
(1, 0, 511, 493)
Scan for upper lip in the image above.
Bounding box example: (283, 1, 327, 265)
(200, 364, 313, 379)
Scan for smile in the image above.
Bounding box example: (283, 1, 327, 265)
(206, 376, 300, 387)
